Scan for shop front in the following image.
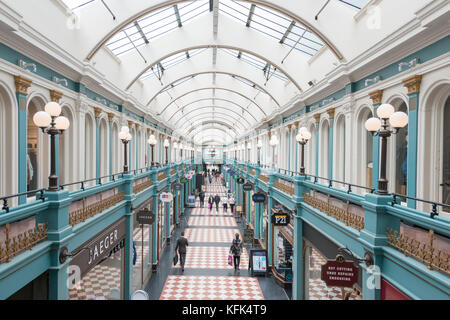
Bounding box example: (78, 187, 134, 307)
(69, 218, 126, 300)
(302, 223, 362, 300)
(271, 202, 294, 293)
(170, 182, 178, 233)
(132, 199, 153, 292)
(256, 189, 268, 250)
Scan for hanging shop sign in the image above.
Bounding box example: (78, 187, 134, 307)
(233, 174, 239, 179)
(136, 208, 155, 225)
(181, 178, 188, 184)
(271, 211, 290, 226)
(189, 170, 195, 175)
(173, 183, 182, 191)
(69, 218, 126, 278)
(160, 192, 174, 202)
(252, 193, 266, 203)
(237, 178, 245, 184)
(185, 174, 193, 180)
(321, 257, 359, 288)
(243, 183, 253, 191)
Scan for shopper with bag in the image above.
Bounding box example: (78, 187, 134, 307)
(175, 231, 189, 272)
(229, 233, 242, 270)
(208, 195, 213, 211)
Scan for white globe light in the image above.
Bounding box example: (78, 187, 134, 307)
(299, 127, 308, 135)
(257, 140, 263, 148)
(365, 117, 382, 132)
(148, 134, 157, 145)
(44, 102, 62, 117)
(54, 116, 70, 130)
(302, 130, 312, 141)
(377, 103, 395, 119)
(33, 111, 51, 128)
(119, 131, 127, 140)
(126, 133, 132, 141)
(296, 133, 304, 142)
(164, 139, 170, 147)
(121, 126, 129, 134)
(173, 142, 178, 149)
(389, 111, 408, 129)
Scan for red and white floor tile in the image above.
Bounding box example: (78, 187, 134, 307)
(190, 207, 233, 216)
(184, 228, 241, 243)
(188, 216, 237, 227)
(308, 279, 361, 300)
(160, 276, 264, 300)
(133, 226, 150, 241)
(69, 264, 121, 300)
(172, 246, 249, 269)
(134, 245, 150, 267)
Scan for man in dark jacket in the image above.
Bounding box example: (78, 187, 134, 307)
(199, 191, 205, 208)
(229, 233, 242, 270)
(214, 194, 221, 212)
(175, 231, 189, 272)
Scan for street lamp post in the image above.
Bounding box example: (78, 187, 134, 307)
(147, 134, 157, 167)
(119, 126, 132, 173)
(269, 135, 279, 169)
(164, 138, 170, 165)
(33, 102, 70, 191)
(295, 127, 312, 175)
(257, 140, 262, 166)
(365, 103, 408, 194)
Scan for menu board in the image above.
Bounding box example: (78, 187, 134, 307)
(249, 249, 268, 276)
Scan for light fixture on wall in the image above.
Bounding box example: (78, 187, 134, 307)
(365, 76, 381, 87)
(19, 59, 37, 72)
(118, 126, 132, 173)
(398, 58, 419, 72)
(365, 103, 408, 194)
(296, 127, 312, 175)
(147, 134, 157, 167)
(52, 76, 68, 87)
(33, 102, 71, 191)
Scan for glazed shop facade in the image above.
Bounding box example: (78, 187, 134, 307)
(224, 161, 449, 300)
(0, 163, 196, 300)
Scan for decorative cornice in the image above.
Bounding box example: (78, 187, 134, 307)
(49, 90, 63, 102)
(93, 107, 102, 118)
(369, 90, 383, 106)
(14, 76, 32, 95)
(402, 75, 422, 95)
(107, 112, 115, 122)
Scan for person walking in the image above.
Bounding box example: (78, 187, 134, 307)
(175, 231, 189, 272)
(199, 191, 205, 208)
(208, 195, 214, 212)
(229, 196, 235, 214)
(222, 195, 228, 212)
(229, 233, 242, 270)
(214, 194, 221, 212)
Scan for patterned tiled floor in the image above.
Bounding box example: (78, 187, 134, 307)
(172, 246, 249, 269)
(188, 216, 237, 227)
(185, 228, 241, 243)
(69, 264, 121, 300)
(160, 276, 264, 300)
(158, 180, 265, 301)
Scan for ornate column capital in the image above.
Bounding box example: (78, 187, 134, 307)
(50, 90, 63, 102)
(327, 108, 335, 119)
(146, 128, 151, 135)
(369, 90, 383, 106)
(14, 76, 32, 95)
(107, 112, 115, 122)
(313, 113, 321, 123)
(93, 107, 102, 118)
(402, 75, 422, 95)
(127, 120, 134, 128)
(135, 123, 140, 130)
(294, 121, 300, 128)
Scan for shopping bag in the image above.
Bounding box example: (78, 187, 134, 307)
(228, 255, 233, 266)
(173, 253, 179, 266)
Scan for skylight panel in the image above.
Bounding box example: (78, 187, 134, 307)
(338, 0, 371, 10)
(178, 0, 210, 24)
(219, 0, 324, 57)
(62, 0, 94, 10)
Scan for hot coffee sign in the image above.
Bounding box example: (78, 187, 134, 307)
(321, 256, 358, 288)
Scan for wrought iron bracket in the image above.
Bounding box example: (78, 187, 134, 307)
(337, 247, 373, 267)
(59, 246, 90, 264)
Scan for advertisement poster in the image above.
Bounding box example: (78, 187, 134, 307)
(252, 250, 267, 273)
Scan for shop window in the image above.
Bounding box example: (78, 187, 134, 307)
(7, 271, 49, 300)
(132, 223, 153, 292)
(443, 96, 450, 210)
(274, 231, 293, 280)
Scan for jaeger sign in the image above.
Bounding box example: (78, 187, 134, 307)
(70, 218, 126, 278)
